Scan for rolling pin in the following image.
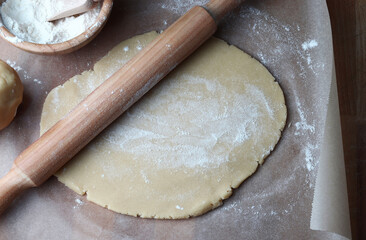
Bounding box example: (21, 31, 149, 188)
(0, 0, 243, 214)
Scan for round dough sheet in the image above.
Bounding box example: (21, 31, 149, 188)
(40, 31, 287, 219)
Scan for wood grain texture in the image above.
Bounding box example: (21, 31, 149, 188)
(0, 167, 35, 214)
(326, 0, 366, 239)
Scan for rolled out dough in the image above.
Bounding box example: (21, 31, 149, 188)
(40, 31, 287, 219)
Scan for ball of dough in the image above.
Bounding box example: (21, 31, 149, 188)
(0, 60, 23, 130)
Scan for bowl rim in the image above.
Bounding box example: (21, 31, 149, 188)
(0, 0, 113, 55)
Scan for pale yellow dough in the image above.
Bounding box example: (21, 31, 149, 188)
(40, 32, 287, 219)
(0, 60, 23, 130)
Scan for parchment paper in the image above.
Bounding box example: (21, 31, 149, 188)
(0, 0, 351, 239)
(310, 63, 351, 238)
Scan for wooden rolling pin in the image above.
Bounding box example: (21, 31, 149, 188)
(0, 0, 243, 214)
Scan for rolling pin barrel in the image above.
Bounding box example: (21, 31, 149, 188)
(0, 0, 243, 214)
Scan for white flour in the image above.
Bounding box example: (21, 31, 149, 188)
(102, 75, 265, 169)
(302, 40, 318, 50)
(0, 0, 100, 44)
(160, 0, 208, 15)
(73, 198, 84, 209)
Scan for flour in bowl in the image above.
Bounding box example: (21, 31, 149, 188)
(0, 0, 100, 44)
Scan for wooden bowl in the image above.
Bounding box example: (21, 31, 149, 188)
(0, 0, 113, 55)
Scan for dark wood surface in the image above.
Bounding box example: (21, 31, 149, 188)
(326, 0, 366, 239)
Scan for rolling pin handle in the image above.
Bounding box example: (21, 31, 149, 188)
(0, 166, 35, 214)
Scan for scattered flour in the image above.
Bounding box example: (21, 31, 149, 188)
(304, 143, 318, 172)
(0, 0, 100, 44)
(175, 205, 184, 210)
(160, 0, 209, 15)
(223, 6, 325, 80)
(212, 7, 326, 215)
(302, 40, 318, 50)
(5, 60, 22, 72)
(51, 87, 60, 112)
(293, 96, 315, 136)
(6, 60, 44, 88)
(136, 40, 142, 50)
(237, 7, 320, 142)
(102, 75, 271, 169)
(33, 79, 42, 85)
(293, 95, 319, 176)
(140, 170, 150, 184)
(72, 198, 84, 209)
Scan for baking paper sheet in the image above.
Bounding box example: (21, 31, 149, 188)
(310, 63, 351, 239)
(0, 0, 351, 239)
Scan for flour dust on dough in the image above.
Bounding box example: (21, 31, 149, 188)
(40, 31, 287, 219)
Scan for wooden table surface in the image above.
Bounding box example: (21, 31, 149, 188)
(326, 1, 365, 239)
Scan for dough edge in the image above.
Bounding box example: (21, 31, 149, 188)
(40, 31, 287, 219)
